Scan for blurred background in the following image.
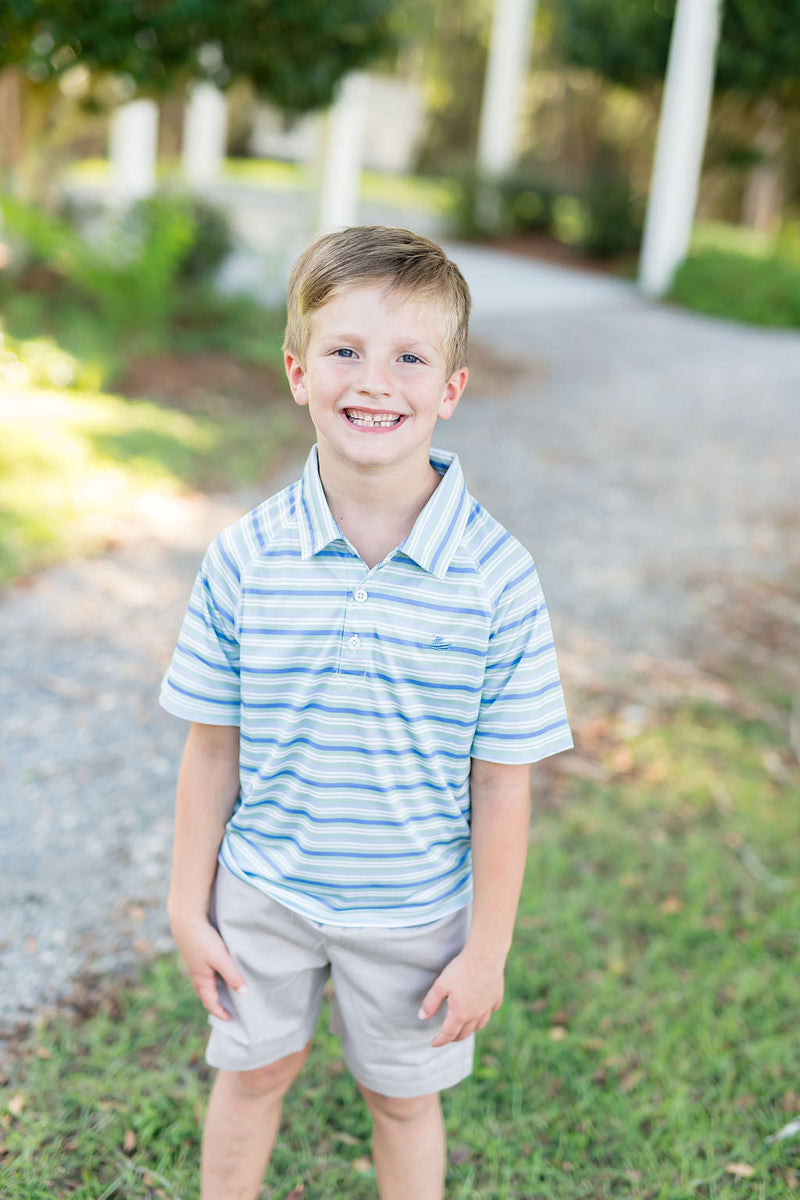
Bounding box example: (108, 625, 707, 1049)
(1, 0, 799, 583)
(2, 8, 800, 1196)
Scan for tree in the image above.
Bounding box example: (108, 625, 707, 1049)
(553, 0, 800, 231)
(554, 0, 800, 101)
(0, 0, 398, 197)
(0, 0, 397, 110)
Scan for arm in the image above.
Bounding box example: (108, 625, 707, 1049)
(167, 721, 247, 1021)
(419, 758, 531, 1046)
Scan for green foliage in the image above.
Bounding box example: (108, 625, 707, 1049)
(1, 194, 236, 345)
(555, 0, 674, 88)
(3, 693, 800, 1196)
(577, 149, 644, 257)
(124, 193, 235, 284)
(1, 195, 194, 339)
(449, 154, 642, 260)
(555, 0, 800, 99)
(670, 224, 800, 327)
(0, 0, 397, 113)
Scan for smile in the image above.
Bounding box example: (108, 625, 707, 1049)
(345, 409, 404, 428)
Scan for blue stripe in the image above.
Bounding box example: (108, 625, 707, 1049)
(239, 663, 483, 695)
(241, 767, 452, 799)
(198, 584, 235, 629)
(367, 590, 491, 619)
(242, 697, 478, 730)
(479, 528, 512, 566)
(216, 538, 240, 583)
(185, 606, 238, 645)
(429, 492, 462, 574)
(250, 507, 267, 553)
(174, 643, 235, 672)
(240, 731, 464, 761)
(490, 603, 545, 639)
(164, 681, 239, 707)
(243, 849, 471, 899)
(477, 717, 572, 741)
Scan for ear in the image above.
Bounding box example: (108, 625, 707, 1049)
(437, 366, 469, 422)
(284, 350, 308, 407)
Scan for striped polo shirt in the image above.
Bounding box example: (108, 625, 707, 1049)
(160, 446, 572, 927)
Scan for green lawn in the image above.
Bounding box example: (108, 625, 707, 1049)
(3, 695, 799, 1198)
(0, 294, 307, 586)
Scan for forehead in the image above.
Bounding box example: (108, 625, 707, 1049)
(309, 282, 449, 346)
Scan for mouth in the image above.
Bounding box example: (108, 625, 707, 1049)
(344, 408, 404, 429)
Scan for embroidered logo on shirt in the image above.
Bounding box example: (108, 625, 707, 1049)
(429, 636, 452, 650)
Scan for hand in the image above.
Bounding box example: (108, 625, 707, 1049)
(170, 914, 247, 1022)
(418, 946, 505, 1047)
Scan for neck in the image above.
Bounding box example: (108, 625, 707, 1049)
(316, 447, 442, 567)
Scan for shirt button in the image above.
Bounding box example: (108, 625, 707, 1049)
(353, 588, 368, 603)
(348, 634, 361, 650)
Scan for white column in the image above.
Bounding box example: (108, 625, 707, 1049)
(317, 72, 368, 233)
(183, 82, 228, 188)
(109, 99, 159, 199)
(638, 0, 723, 297)
(476, 0, 538, 179)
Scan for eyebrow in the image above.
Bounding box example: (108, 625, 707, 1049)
(317, 333, 442, 355)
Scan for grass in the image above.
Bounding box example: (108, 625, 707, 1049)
(65, 157, 458, 220)
(0, 381, 307, 586)
(0, 288, 308, 586)
(670, 222, 800, 328)
(3, 693, 799, 1198)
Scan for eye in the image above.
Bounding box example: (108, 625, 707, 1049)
(333, 347, 356, 359)
(399, 353, 421, 364)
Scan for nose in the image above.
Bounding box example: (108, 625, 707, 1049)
(356, 356, 392, 399)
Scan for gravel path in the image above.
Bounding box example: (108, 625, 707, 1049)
(2, 245, 798, 1041)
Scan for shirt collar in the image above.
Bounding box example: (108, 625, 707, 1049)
(297, 445, 471, 579)
(297, 446, 342, 558)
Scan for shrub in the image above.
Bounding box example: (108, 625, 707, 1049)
(125, 193, 234, 284)
(578, 154, 643, 258)
(670, 242, 800, 328)
(1, 196, 194, 337)
(1, 193, 235, 342)
(445, 153, 641, 260)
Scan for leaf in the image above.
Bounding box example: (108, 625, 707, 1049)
(286, 1185, 305, 1199)
(123, 1129, 137, 1154)
(352, 1156, 373, 1174)
(725, 1162, 756, 1178)
(549, 1025, 567, 1041)
(766, 1117, 800, 1144)
(7, 1095, 25, 1118)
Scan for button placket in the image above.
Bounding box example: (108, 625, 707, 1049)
(340, 575, 371, 671)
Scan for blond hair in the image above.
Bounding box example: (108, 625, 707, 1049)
(283, 226, 471, 375)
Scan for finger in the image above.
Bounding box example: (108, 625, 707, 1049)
(418, 979, 447, 1021)
(431, 1014, 477, 1047)
(211, 944, 248, 998)
(193, 970, 233, 1022)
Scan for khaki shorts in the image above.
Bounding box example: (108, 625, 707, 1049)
(207, 865, 474, 1098)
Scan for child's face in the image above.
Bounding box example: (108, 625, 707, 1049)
(284, 283, 468, 479)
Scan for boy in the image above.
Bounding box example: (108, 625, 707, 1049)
(160, 225, 572, 1200)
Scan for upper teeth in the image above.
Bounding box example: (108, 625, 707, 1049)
(347, 411, 401, 427)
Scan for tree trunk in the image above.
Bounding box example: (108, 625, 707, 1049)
(0, 67, 23, 192)
(742, 101, 784, 234)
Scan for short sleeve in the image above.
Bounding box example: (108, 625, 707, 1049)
(159, 535, 242, 725)
(470, 560, 572, 765)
